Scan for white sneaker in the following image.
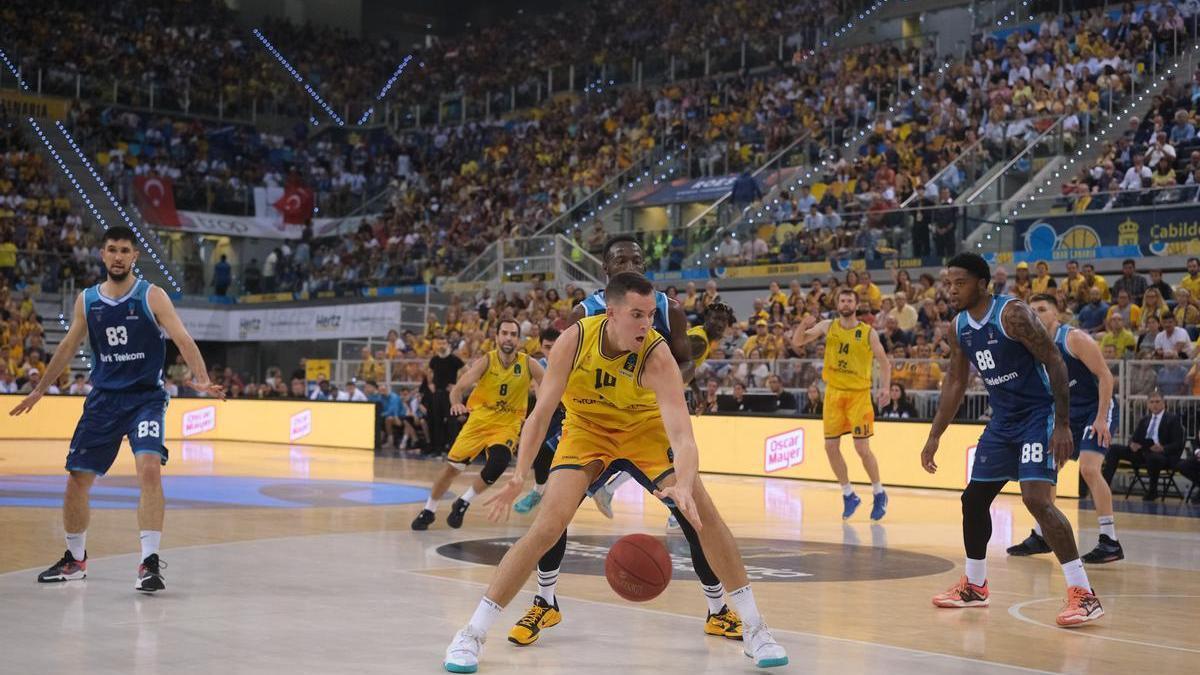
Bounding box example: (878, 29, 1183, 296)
(666, 513, 680, 530)
(592, 486, 614, 519)
(743, 622, 788, 668)
(444, 627, 485, 673)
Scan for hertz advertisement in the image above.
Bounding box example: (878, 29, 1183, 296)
(0, 396, 376, 450)
(693, 416, 1080, 498)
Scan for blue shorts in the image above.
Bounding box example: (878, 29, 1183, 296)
(1072, 406, 1118, 459)
(66, 389, 170, 476)
(971, 407, 1057, 484)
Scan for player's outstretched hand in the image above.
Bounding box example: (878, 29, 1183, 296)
(9, 389, 44, 416)
(450, 402, 470, 416)
(1050, 424, 1074, 469)
(484, 476, 523, 523)
(654, 485, 701, 530)
(193, 380, 227, 401)
(920, 438, 939, 474)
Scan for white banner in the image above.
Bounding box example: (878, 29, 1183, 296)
(177, 301, 403, 342)
(168, 210, 372, 240)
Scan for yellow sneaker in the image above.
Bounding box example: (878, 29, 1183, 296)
(704, 605, 743, 640)
(507, 595, 561, 646)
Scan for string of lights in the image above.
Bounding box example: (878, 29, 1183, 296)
(252, 28, 346, 126)
(57, 314, 91, 369)
(357, 55, 415, 125)
(0, 48, 28, 90)
(53, 120, 182, 292)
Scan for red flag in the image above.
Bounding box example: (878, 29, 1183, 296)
(133, 176, 181, 227)
(273, 185, 314, 225)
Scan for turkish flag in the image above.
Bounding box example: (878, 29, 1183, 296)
(273, 185, 314, 225)
(133, 176, 182, 227)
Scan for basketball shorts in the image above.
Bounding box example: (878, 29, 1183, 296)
(446, 414, 520, 469)
(66, 388, 170, 476)
(551, 416, 675, 494)
(971, 406, 1057, 484)
(1071, 405, 1118, 459)
(823, 387, 874, 439)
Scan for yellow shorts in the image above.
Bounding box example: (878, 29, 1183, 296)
(823, 387, 874, 439)
(447, 415, 521, 467)
(550, 416, 675, 487)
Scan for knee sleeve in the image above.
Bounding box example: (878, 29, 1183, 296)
(479, 445, 512, 485)
(533, 443, 555, 486)
(961, 480, 1004, 560)
(669, 506, 720, 587)
(539, 529, 568, 573)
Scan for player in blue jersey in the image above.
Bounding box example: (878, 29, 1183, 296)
(513, 327, 564, 514)
(1007, 295, 1122, 563)
(504, 235, 743, 647)
(10, 226, 223, 593)
(922, 254, 1104, 627)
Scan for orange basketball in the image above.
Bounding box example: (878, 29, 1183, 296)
(604, 533, 673, 602)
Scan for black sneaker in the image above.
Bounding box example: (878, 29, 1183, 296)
(37, 550, 87, 583)
(411, 509, 436, 531)
(447, 498, 470, 529)
(1081, 534, 1124, 564)
(135, 554, 166, 593)
(1006, 530, 1052, 556)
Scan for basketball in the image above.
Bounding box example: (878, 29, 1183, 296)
(604, 534, 673, 602)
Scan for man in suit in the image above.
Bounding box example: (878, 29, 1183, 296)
(1103, 392, 1185, 500)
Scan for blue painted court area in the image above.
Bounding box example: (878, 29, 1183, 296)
(0, 475, 431, 509)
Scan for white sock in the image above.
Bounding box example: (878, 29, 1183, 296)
(139, 531, 161, 561)
(65, 532, 86, 561)
(537, 567, 559, 604)
(728, 585, 762, 627)
(965, 557, 987, 586)
(468, 597, 503, 635)
(841, 483, 855, 497)
(606, 472, 635, 495)
(1061, 558, 1090, 589)
(533, 484, 546, 495)
(871, 482, 884, 495)
(461, 487, 478, 504)
(425, 497, 439, 512)
(702, 582, 726, 615)
(1033, 523, 1044, 537)
(1098, 515, 1116, 541)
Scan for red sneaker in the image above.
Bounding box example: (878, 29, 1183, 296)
(1056, 586, 1104, 627)
(932, 575, 990, 608)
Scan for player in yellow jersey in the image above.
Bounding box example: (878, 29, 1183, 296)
(412, 318, 544, 531)
(441, 273, 788, 673)
(792, 288, 892, 521)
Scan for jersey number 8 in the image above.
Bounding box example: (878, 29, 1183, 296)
(974, 349, 995, 371)
(105, 326, 129, 346)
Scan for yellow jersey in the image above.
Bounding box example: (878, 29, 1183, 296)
(466, 350, 531, 421)
(823, 320, 873, 391)
(564, 315, 666, 434)
(687, 325, 713, 367)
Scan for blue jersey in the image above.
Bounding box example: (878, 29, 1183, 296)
(83, 280, 166, 392)
(955, 295, 1053, 421)
(581, 289, 672, 339)
(1053, 324, 1101, 424)
(537, 356, 565, 446)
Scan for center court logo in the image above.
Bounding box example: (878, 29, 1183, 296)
(290, 409, 313, 441)
(437, 535, 954, 582)
(764, 428, 804, 473)
(181, 406, 216, 437)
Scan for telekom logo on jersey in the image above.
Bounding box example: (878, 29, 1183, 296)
(764, 429, 805, 473)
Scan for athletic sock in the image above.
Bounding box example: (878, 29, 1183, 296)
(841, 483, 855, 497)
(460, 487, 477, 504)
(533, 484, 546, 495)
(728, 585, 762, 627)
(65, 532, 86, 561)
(139, 531, 161, 561)
(965, 557, 987, 586)
(1062, 558, 1090, 589)
(1098, 515, 1116, 541)
(1033, 523, 1044, 537)
(424, 497, 439, 512)
(468, 597, 503, 635)
(871, 482, 884, 495)
(537, 567, 559, 604)
(702, 582, 726, 614)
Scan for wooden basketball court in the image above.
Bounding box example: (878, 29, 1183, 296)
(1, 439, 1196, 673)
